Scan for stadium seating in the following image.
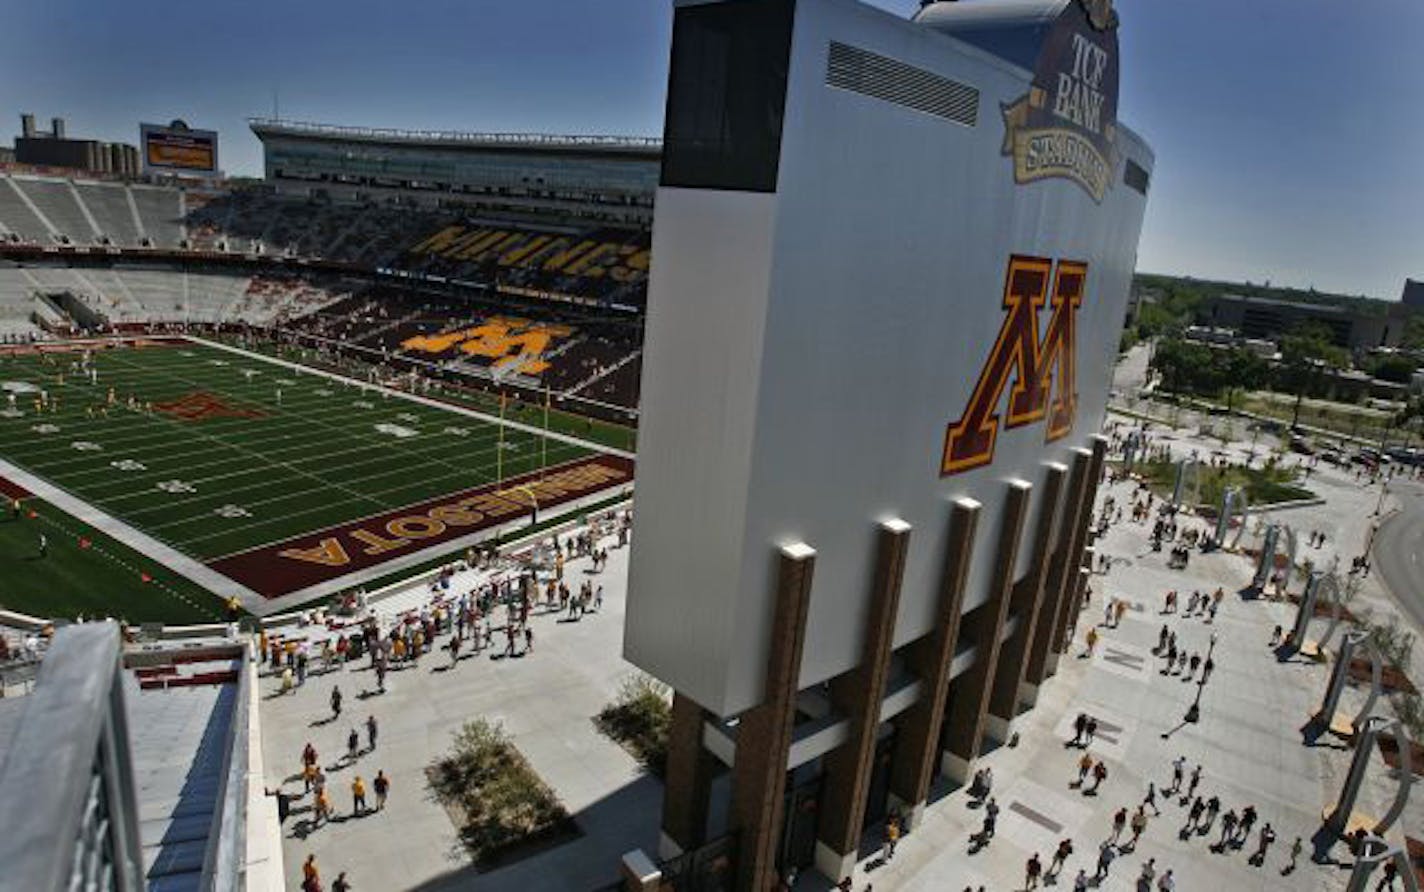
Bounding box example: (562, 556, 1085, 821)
(79, 182, 143, 246)
(129, 185, 184, 248)
(0, 177, 56, 244)
(20, 179, 98, 245)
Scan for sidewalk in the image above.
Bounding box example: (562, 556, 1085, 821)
(256, 532, 660, 891)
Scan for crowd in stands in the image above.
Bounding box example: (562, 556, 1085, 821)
(274, 286, 644, 409)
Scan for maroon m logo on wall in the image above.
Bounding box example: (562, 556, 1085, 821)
(941, 255, 1086, 476)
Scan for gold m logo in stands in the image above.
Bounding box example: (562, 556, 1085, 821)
(402, 316, 572, 374)
(941, 256, 1085, 476)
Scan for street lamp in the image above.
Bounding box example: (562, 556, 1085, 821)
(1372, 480, 1388, 517)
(1183, 635, 1218, 724)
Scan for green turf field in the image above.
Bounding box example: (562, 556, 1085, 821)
(0, 498, 229, 623)
(0, 339, 595, 564)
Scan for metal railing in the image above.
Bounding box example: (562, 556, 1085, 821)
(0, 623, 145, 892)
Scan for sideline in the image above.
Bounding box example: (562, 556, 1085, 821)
(0, 455, 263, 605)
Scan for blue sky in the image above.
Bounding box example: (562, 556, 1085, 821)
(2, 0, 1420, 299)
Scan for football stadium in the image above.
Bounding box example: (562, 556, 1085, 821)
(6, 2, 1416, 892)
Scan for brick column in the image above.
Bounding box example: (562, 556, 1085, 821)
(888, 498, 980, 828)
(1023, 447, 1092, 695)
(1049, 438, 1107, 657)
(660, 691, 717, 858)
(1056, 437, 1107, 652)
(986, 463, 1067, 738)
(813, 520, 911, 882)
(729, 543, 815, 892)
(939, 479, 1032, 785)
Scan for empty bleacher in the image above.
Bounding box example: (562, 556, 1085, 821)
(0, 177, 55, 243)
(131, 186, 184, 247)
(78, 181, 143, 246)
(20, 179, 98, 245)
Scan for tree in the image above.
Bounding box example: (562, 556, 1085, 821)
(1220, 347, 1270, 412)
(1277, 323, 1347, 428)
(1150, 337, 1215, 394)
(1366, 354, 1417, 385)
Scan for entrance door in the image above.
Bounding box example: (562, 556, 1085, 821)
(779, 774, 822, 874)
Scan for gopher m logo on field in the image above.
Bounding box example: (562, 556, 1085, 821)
(941, 256, 1085, 477)
(154, 391, 266, 422)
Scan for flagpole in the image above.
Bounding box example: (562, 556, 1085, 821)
(542, 386, 550, 480)
(497, 391, 506, 488)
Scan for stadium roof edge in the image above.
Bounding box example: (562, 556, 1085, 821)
(247, 118, 663, 156)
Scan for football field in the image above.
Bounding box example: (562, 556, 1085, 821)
(0, 337, 632, 609)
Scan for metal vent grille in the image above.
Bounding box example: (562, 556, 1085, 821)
(826, 42, 979, 127)
(1124, 159, 1151, 195)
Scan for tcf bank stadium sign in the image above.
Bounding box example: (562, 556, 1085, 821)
(1000, 0, 1119, 202)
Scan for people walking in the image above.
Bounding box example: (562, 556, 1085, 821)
(330, 685, 342, 718)
(882, 814, 900, 861)
(1285, 836, 1302, 873)
(347, 727, 359, 762)
(1094, 843, 1117, 880)
(1129, 807, 1149, 846)
(1143, 781, 1161, 815)
(351, 775, 367, 815)
(1025, 852, 1042, 889)
(366, 715, 378, 752)
(1170, 756, 1186, 794)
(1089, 760, 1108, 794)
(1110, 807, 1127, 842)
(1049, 838, 1073, 877)
(1252, 823, 1276, 865)
(374, 770, 389, 810)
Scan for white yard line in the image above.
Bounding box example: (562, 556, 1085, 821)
(190, 335, 634, 459)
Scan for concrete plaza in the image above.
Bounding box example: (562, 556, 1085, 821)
(254, 388, 1419, 890)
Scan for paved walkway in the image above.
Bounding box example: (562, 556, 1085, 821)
(257, 394, 1419, 890)
(256, 530, 660, 891)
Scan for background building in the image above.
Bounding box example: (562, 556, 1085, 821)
(249, 118, 660, 226)
(14, 114, 140, 177)
(1403, 278, 1424, 309)
(626, 0, 1151, 887)
(1198, 292, 1409, 350)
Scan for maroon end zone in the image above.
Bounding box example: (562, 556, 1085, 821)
(206, 454, 634, 598)
(0, 474, 33, 501)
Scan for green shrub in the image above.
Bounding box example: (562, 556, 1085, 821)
(428, 718, 573, 863)
(595, 673, 672, 776)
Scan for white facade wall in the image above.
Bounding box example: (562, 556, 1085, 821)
(627, 0, 1152, 717)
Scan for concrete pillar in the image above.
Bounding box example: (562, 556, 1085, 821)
(1252, 524, 1279, 590)
(660, 691, 717, 858)
(987, 462, 1067, 736)
(1025, 447, 1093, 690)
(621, 849, 663, 892)
(888, 498, 980, 826)
(814, 520, 911, 883)
(1051, 437, 1108, 658)
(940, 479, 1032, 785)
(1291, 571, 1323, 647)
(1317, 632, 1362, 726)
(1326, 716, 1385, 835)
(729, 543, 816, 892)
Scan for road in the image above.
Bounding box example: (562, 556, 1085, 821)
(1372, 478, 1424, 632)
